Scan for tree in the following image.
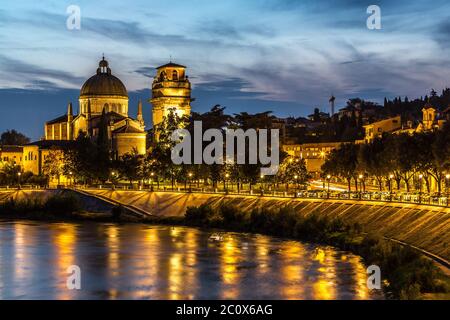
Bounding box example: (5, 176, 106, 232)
(277, 157, 309, 191)
(322, 143, 359, 192)
(96, 109, 112, 182)
(117, 149, 144, 185)
(149, 109, 189, 189)
(0, 162, 22, 185)
(63, 132, 98, 184)
(42, 147, 65, 185)
(358, 137, 389, 191)
(0, 130, 30, 145)
(384, 134, 417, 192)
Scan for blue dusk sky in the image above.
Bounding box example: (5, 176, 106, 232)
(1, 0, 450, 140)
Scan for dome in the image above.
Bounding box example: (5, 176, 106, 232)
(80, 58, 128, 98)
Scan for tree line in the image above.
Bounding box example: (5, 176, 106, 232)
(46, 106, 310, 190)
(321, 123, 450, 194)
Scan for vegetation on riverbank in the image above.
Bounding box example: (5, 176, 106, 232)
(0, 194, 140, 222)
(175, 203, 450, 300)
(0, 194, 81, 216)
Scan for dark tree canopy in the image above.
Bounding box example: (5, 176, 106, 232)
(0, 130, 30, 146)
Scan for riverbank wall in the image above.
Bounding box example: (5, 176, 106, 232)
(1, 188, 448, 263)
(83, 189, 450, 262)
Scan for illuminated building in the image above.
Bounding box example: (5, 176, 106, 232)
(150, 62, 193, 133)
(44, 56, 147, 157)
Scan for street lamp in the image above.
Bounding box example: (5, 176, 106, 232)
(418, 174, 423, 204)
(358, 174, 363, 199)
(388, 174, 394, 201)
(260, 174, 265, 195)
(225, 173, 230, 192)
(17, 172, 21, 189)
(150, 172, 154, 191)
(294, 175, 298, 197)
(326, 174, 331, 198)
(446, 174, 450, 206)
(188, 172, 193, 192)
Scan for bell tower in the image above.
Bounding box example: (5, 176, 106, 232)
(150, 62, 193, 129)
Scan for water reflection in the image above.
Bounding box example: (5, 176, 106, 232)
(0, 220, 383, 300)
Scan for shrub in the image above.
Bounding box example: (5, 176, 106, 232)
(111, 205, 124, 219)
(44, 194, 81, 214)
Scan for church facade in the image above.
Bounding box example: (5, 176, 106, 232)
(44, 57, 147, 157)
(0, 57, 192, 181)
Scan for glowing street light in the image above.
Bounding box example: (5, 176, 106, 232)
(224, 173, 230, 192)
(294, 175, 299, 196)
(358, 174, 364, 196)
(188, 172, 193, 192)
(17, 172, 21, 189)
(150, 172, 155, 191)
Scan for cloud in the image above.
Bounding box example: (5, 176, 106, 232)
(0, 55, 84, 90)
(434, 19, 450, 48)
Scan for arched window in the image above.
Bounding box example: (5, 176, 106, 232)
(104, 103, 109, 112)
(159, 71, 166, 81)
(172, 70, 178, 81)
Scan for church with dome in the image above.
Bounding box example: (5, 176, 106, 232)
(0, 56, 193, 182)
(44, 56, 147, 157)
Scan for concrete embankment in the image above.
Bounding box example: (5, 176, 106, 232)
(83, 189, 450, 262)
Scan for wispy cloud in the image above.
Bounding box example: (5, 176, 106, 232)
(1, 0, 450, 140)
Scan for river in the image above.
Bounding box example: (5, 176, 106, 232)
(0, 220, 383, 299)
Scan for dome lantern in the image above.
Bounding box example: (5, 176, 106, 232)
(81, 57, 127, 98)
(97, 55, 111, 75)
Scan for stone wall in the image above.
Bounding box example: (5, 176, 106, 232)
(85, 190, 450, 261)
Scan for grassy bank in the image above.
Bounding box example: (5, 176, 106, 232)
(151, 203, 450, 300)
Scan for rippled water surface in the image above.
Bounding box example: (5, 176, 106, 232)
(0, 220, 383, 299)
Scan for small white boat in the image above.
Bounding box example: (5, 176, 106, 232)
(209, 233, 223, 242)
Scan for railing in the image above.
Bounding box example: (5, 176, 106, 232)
(0, 185, 46, 191)
(1, 182, 447, 207)
(72, 184, 450, 208)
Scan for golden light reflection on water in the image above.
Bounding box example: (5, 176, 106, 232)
(0, 222, 381, 300)
(135, 227, 159, 299)
(220, 236, 240, 299)
(13, 223, 28, 296)
(312, 247, 336, 300)
(255, 237, 270, 275)
(52, 223, 76, 300)
(14, 223, 26, 268)
(347, 255, 370, 300)
(168, 252, 183, 299)
(280, 241, 306, 299)
(106, 225, 120, 299)
(166, 228, 198, 299)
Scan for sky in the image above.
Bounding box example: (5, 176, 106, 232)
(1, 0, 450, 140)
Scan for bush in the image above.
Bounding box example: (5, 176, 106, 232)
(0, 194, 81, 216)
(44, 194, 81, 214)
(111, 205, 124, 219)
